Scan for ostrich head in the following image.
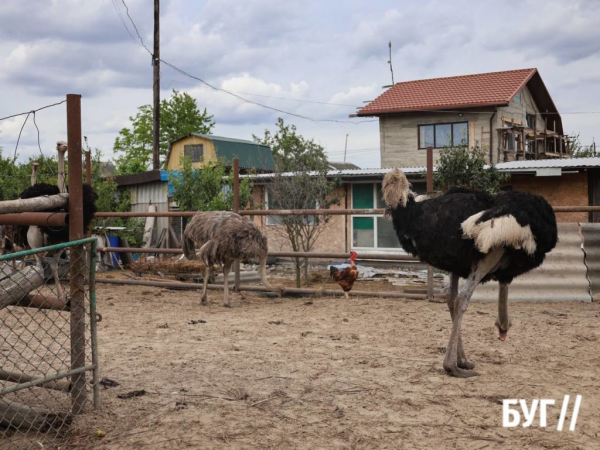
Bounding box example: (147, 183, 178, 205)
(382, 168, 412, 208)
(494, 317, 512, 341)
(56, 141, 68, 153)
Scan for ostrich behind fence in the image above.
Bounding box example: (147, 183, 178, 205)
(183, 211, 282, 307)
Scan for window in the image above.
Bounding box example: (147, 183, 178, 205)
(513, 92, 522, 103)
(351, 183, 406, 250)
(526, 113, 536, 129)
(418, 122, 468, 149)
(184, 144, 204, 162)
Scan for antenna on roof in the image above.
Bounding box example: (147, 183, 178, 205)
(388, 41, 395, 85)
(344, 134, 349, 162)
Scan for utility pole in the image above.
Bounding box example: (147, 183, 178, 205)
(344, 134, 349, 162)
(152, 0, 160, 170)
(388, 41, 395, 85)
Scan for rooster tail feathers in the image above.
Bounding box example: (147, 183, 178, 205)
(329, 266, 338, 278)
(382, 168, 411, 208)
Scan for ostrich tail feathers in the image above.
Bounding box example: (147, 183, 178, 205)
(382, 169, 411, 208)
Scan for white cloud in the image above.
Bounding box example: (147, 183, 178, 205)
(0, 0, 598, 167)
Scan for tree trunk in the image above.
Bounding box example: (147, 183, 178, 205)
(0, 266, 44, 310)
(294, 257, 301, 288)
(303, 257, 309, 284)
(0, 399, 71, 432)
(0, 194, 68, 214)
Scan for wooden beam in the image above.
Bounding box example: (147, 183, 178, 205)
(0, 369, 71, 392)
(0, 399, 71, 432)
(0, 266, 44, 310)
(0, 194, 68, 215)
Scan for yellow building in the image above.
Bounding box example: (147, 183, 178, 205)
(165, 133, 275, 172)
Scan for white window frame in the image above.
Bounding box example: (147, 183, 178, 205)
(350, 182, 404, 253)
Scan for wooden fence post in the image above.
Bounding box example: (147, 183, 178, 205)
(426, 147, 434, 302)
(233, 159, 241, 291)
(66, 94, 87, 415)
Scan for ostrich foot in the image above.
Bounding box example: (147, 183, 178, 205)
(443, 364, 478, 378)
(222, 303, 232, 308)
(200, 296, 209, 306)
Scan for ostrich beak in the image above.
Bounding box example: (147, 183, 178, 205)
(498, 329, 508, 341)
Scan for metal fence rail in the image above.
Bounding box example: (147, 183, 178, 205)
(0, 238, 99, 449)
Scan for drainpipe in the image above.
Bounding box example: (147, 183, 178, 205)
(489, 107, 497, 163)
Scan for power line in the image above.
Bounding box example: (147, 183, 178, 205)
(12, 112, 31, 163)
(32, 111, 56, 175)
(120, 0, 152, 55)
(110, 0, 137, 44)
(161, 59, 377, 125)
(0, 100, 66, 122)
(226, 91, 360, 108)
(113, 3, 377, 125)
(112, 3, 600, 122)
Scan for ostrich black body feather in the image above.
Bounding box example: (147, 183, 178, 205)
(387, 186, 557, 284)
(14, 183, 98, 248)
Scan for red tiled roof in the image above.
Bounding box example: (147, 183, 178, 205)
(357, 68, 537, 116)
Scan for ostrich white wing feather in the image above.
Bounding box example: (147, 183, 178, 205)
(461, 212, 537, 255)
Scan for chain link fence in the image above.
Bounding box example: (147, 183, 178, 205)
(0, 238, 99, 449)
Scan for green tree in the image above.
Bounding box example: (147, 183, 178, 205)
(253, 117, 329, 172)
(569, 133, 597, 158)
(254, 118, 339, 287)
(169, 157, 253, 212)
(435, 144, 510, 194)
(114, 90, 215, 174)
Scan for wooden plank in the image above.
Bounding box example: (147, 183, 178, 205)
(0, 194, 68, 215)
(0, 266, 44, 310)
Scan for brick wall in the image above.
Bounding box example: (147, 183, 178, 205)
(508, 172, 588, 223)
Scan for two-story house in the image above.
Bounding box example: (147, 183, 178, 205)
(356, 68, 567, 166)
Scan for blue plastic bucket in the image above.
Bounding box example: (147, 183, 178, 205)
(107, 235, 120, 267)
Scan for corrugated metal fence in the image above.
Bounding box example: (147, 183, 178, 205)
(472, 223, 597, 302)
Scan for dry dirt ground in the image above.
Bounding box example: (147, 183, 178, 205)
(57, 279, 600, 449)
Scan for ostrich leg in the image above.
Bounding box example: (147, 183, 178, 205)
(443, 248, 504, 378)
(495, 283, 511, 340)
(446, 273, 473, 370)
(50, 252, 65, 300)
(222, 261, 233, 308)
(200, 266, 210, 305)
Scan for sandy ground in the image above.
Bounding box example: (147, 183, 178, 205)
(29, 277, 600, 449)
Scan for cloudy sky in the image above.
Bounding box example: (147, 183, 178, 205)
(1, 0, 599, 169)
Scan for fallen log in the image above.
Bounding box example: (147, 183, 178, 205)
(0, 399, 71, 432)
(96, 278, 444, 300)
(0, 194, 68, 215)
(0, 266, 44, 310)
(0, 369, 71, 392)
(18, 293, 69, 311)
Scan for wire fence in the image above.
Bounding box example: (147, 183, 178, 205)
(0, 238, 99, 450)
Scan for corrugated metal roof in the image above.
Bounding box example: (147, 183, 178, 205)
(242, 157, 600, 180)
(495, 157, 600, 170)
(358, 68, 536, 116)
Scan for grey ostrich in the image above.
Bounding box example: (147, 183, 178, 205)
(382, 169, 557, 377)
(182, 211, 282, 307)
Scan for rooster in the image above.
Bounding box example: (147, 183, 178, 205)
(329, 251, 359, 299)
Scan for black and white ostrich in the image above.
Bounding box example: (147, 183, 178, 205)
(13, 183, 98, 299)
(382, 169, 557, 378)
